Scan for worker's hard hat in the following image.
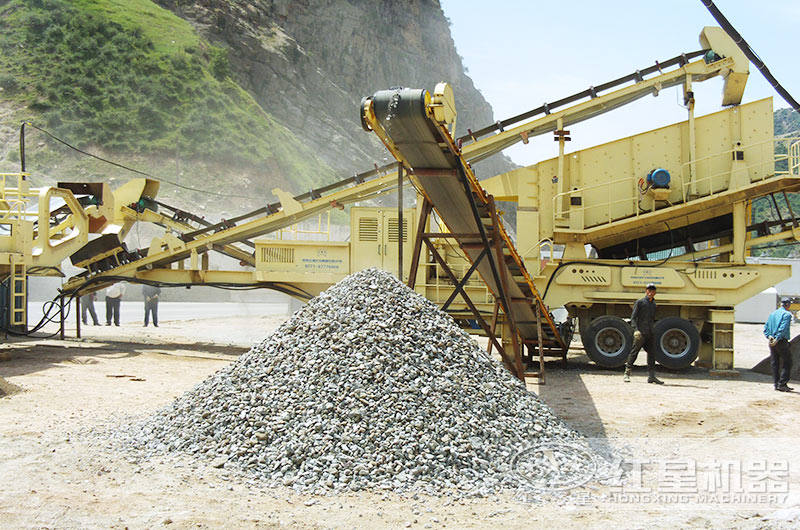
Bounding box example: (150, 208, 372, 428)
(646, 283, 657, 290)
(781, 297, 792, 305)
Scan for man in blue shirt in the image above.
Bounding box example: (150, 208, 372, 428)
(763, 297, 794, 392)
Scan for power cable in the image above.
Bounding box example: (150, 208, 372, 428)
(21, 121, 254, 199)
(700, 1, 800, 112)
(2, 275, 314, 338)
(542, 221, 678, 300)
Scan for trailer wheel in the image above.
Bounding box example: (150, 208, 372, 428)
(653, 317, 700, 369)
(582, 316, 633, 368)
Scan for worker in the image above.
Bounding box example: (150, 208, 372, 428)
(105, 282, 126, 326)
(80, 292, 99, 326)
(142, 284, 161, 327)
(623, 283, 663, 384)
(764, 297, 794, 392)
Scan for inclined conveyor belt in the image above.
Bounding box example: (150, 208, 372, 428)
(368, 88, 566, 351)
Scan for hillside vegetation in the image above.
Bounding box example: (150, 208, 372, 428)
(774, 108, 800, 137)
(0, 0, 333, 195)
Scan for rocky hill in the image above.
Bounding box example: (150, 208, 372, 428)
(155, 0, 512, 178)
(774, 107, 800, 137)
(0, 0, 514, 214)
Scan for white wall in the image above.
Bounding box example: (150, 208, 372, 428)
(735, 287, 778, 324)
(746, 257, 800, 296)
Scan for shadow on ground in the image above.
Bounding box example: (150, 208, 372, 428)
(532, 346, 788, 441)
(0, 336, 247, 379)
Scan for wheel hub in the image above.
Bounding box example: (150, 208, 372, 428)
(595, 327, 624, 356)
(660, 328, 690, 357)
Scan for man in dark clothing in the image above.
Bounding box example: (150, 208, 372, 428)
(105, 282, 125, 326)
(80, 292, 99, 326)
(143, 284, 161, 327)
(624, 283, 663, 384)
(764, 297, 794, 392)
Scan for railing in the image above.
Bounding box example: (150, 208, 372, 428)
(789, 140, 800, 176)
(550, 137, 800, 231)
(518, 238, 557, 275)
(0, 173, 37, 223)
(675, 137, 799, 201)
(551, 173, 647, 228)
(272, 212, 333, 241)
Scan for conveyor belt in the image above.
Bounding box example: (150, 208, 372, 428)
(365, 88, 567, 360)
(457, 49, 708, 146)
(63, 164, 403, 295)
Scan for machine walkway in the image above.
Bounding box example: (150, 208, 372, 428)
(361, 87, 567, 380)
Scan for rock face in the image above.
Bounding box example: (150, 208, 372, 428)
(131, 268, 582, 495)
(154, 0, 515, 179)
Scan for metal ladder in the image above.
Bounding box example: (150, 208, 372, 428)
(9, 255, 26, 329)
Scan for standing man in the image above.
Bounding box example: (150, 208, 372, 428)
(80, 292, 99, 326)
(143, 284, 161, 327)
(623, 283, 663, 384)
(105, 282, 125, 326)
(764, 297, 794, 392)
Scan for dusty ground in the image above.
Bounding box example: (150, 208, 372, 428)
(2, 317, 800, 529)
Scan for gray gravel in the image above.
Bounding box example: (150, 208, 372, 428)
(127, 268, 586, 495)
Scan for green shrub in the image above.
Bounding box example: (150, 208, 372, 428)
(208, 46, 230, 81)
(0, 73, 19, 93)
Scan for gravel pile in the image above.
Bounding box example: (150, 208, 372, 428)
(129, 268, 587, 495)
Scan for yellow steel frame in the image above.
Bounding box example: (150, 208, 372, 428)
(461, 33, 747, 165)
(63, 170, 403, 294)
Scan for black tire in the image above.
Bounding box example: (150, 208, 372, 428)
(653, 317, 700, 369)
(581, 316, 633, 368)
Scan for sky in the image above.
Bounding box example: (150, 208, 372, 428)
(438, 0, 799, 167)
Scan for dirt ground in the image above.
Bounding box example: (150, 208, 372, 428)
(2, 316, 800, 529)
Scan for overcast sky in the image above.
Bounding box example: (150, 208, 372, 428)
(439, 0, 799, 166)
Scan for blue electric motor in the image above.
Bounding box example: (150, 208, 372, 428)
(646, 168, 671, 189)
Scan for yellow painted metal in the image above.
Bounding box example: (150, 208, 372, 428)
(699, 26, 749, 105)
(686, 267, 761, 289)
(256, 239, 349, 275)
(349, 207, 415, 281)
(9, 255, 26, 328)
(539, 260, 789, 311)
(503, 99, 769, 231)
(462, 59, 742, 164)
(95, 268, 336, 299)
(431, 82, 457, 135)
(480, 99, 795, 259)
(707, 309, 735, 371)
(63, 168, 403, 294)
(0, 173, 88, 274)
(120, 204, 256, 266)
(107, 178, 160, 240)
(620, 267, 685, 289)
(554, 265, 612, 287)
(276, 212, 332, 241)
(584, 291, 715, 303)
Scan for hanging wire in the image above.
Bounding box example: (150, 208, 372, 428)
(22, 121, 254, 199)
(700, 1, 800, 112)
